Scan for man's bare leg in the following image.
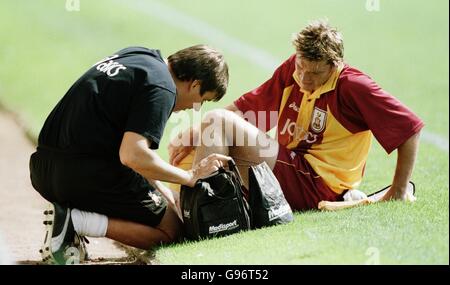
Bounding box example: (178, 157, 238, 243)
(105, 206, 182, 249)
(194, 109, 279, 188)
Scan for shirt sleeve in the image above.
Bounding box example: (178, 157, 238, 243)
(339, 74, 424, 154)
(234, 55, 296, 132)
(125, 86, 176, 149)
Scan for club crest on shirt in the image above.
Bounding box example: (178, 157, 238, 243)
(310, 107, 327, 133)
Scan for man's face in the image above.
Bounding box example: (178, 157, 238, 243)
(174, 80, 217, 112)
(295, 56, 335, 93)
(191, 90, 217, 111)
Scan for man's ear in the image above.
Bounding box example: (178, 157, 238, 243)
(190, 80, 201, 91)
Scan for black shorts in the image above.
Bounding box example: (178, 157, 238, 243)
(29, 147, 167, 227)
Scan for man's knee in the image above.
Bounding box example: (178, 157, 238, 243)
(200, 110, 232, 146)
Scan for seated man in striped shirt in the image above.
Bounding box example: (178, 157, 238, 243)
(169, 20, 423, 210)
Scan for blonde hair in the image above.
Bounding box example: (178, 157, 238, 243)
(292, 19, 344, 65)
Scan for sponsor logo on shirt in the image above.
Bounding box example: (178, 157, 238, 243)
(209, 220, 238, 234)
(288, 102, 299, 112)
(93, 54, 127, 77)
(280, 119, 302, 137)
(310, 107, 327, 133)
(279, 119, 319, 144)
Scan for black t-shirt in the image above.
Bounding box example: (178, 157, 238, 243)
(38, 46, 176, 157)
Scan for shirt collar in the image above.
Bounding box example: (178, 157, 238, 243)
(293, 63, 344, 99)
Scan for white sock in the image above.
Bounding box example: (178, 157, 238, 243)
(71, 209, 108, 237)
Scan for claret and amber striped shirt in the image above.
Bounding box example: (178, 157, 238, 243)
(234, 55, 424, 194)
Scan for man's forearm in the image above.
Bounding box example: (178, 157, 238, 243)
(122, 132, 230, 187)
(132, 149, 192, 186)
(120, 132, 193, 185)
(390, 131, 421, 196)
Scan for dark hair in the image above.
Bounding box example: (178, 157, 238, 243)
(292, 19, 344, 65)
(168, 45, 229, 102)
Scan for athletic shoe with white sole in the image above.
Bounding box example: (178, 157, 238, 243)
(40, 203, 88, 265)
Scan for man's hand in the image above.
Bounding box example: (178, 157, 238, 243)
(379, 186, 417, 202)
(168, 127, 199, 166)
(186, 153, 231, 187)
(382, 132, 421, 202)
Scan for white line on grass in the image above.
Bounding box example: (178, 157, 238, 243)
(421, 131, 449, 152)
(121, 0, 279, 71)
(123, 0, 449, 153)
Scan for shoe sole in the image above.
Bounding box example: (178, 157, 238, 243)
(40, 203, 57, 264)
(40, 204, 89, 265)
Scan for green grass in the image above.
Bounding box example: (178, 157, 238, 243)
(156, 142, 449, 265)
(0, 0, 448, 264)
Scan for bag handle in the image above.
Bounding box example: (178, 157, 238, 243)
(227, 159, 245, 186)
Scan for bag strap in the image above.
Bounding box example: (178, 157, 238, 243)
(228, 159, 245, 186)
